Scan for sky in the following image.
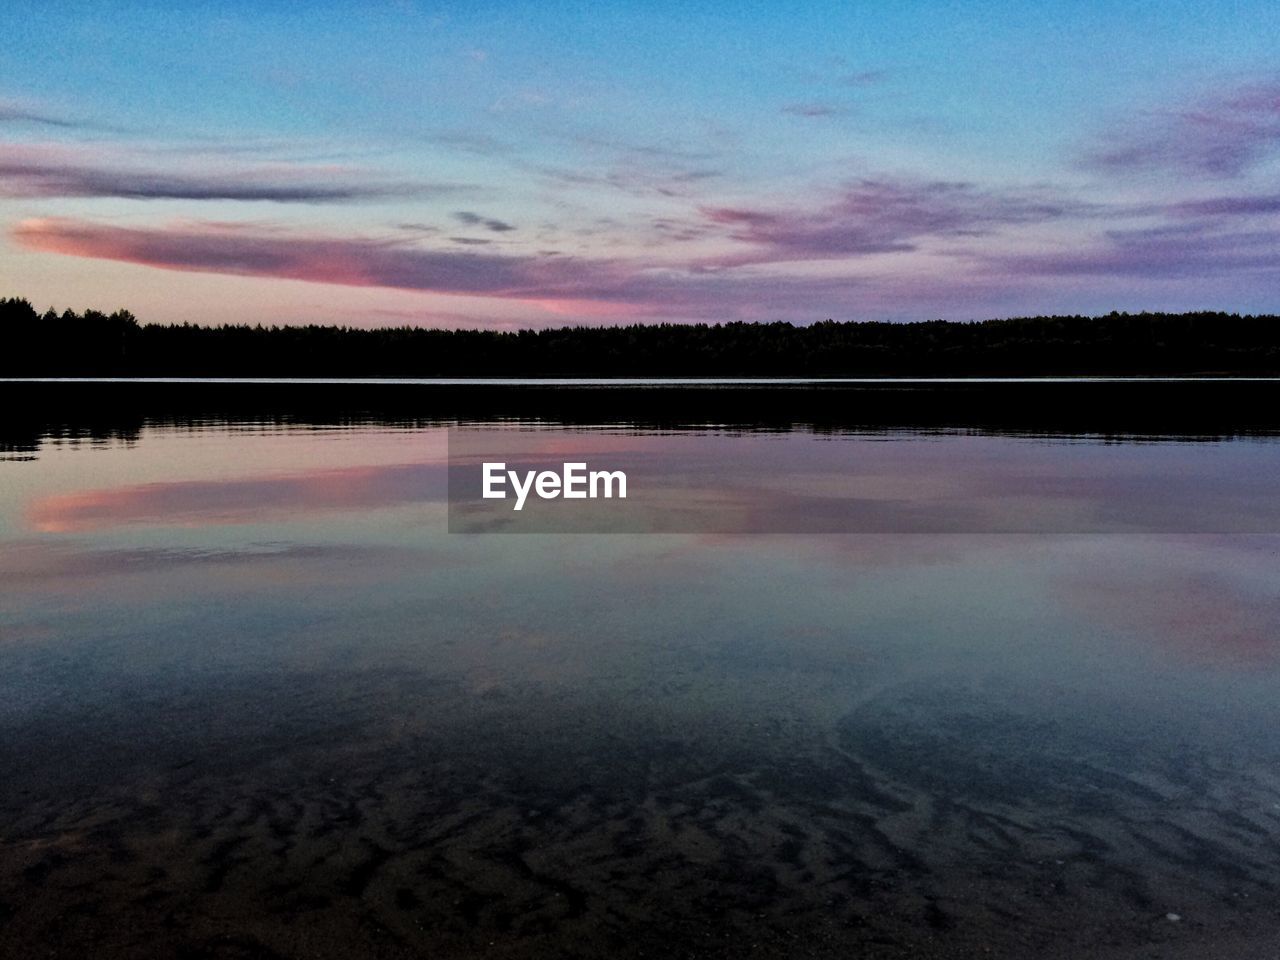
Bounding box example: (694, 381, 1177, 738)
(2, 0, 1280, 328)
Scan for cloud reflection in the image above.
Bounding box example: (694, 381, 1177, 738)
(1060, 536, 1280, 666)
(28, 462, 446, 532)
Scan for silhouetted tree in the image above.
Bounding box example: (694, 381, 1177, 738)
(2, 296, 1278, 377)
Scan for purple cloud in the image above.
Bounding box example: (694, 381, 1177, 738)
(1166, 194, 1280, 218)
(983, 223, 1280, 278)
(700, 178, 1083, 265)
(1084, 78, 1280, 178)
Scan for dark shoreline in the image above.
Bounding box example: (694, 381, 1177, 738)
(5, 379, 1280, 459)
(6, 299, 1280, 379)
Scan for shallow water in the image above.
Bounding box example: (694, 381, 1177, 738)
(2, 385, 1279, 959)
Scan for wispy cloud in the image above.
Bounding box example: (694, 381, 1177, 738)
(700, 178, 1086, 266)
(1165, 193, 1280, 218)
(794, 57, 887, 88)
(522, 130, 728, 199)
(1083, 78, 1280, 178)
(982, 222, 1280, 278)
(781, 102, 848, 119)
(0, 144, 460, 203)
(536, 162, 722, 199)
(840, 70, 887, 87)
(0, 100, 80, 129)
(453, 210, 515, 232)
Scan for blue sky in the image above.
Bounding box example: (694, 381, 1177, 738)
(3, 1, 1280, 326)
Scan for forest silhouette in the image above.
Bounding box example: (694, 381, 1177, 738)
(3, 296, 1278, 377)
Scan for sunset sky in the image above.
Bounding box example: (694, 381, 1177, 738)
(3, 1, 1280, 328)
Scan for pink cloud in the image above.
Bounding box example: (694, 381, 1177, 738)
(7, 215, 1043, 322)
(13, 217, 631, 301)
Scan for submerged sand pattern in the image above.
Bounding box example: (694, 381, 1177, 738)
(3, 666, 1279, 960)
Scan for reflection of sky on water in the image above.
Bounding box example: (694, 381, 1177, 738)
(27, 462, 448, 532)
(449, 429, 1280, 532)
(3, 422, 1278, 701)
(4, 418, 1280, 957)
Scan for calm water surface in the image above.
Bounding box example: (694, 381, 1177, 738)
(2, 388, 1279, 959)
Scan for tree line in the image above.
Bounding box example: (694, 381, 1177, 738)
(3, 296, 1279, 377)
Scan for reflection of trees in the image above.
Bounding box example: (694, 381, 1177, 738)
(0, 414, 144, 458)
(3, 378, 1280, 451)
(3, 296, 1279, 377)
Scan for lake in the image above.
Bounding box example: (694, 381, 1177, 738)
(2, 381, 1279, 959)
